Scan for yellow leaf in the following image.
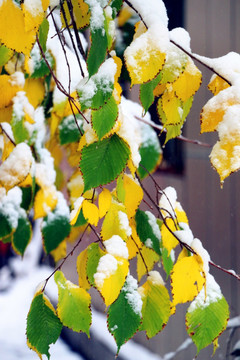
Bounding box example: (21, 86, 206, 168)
(161, 89, 182, 126)
(122, 174, 143, 218)
(137, 245, 159, 282)
(51, 240, 67, 263)
(34, 185, 58, 219)
(0, 75, 20, 108)
(153, 83, 166, 97)
(24, 78, 45, 108)
(76, 248, 91, 290)
(171, 255, 205, 306)
(94, 254, 129, 306)
(0, 131, 15, 162)
(61, 0, 90, 29)
(67, 171, 85, 206)
(82, 200, 99, 226)
(22, 0, 45, 32)
(118, 5, 133, 27)
(200, 88, 237, 133)
(161, 218, 179, 256)
(0, 0, 37, 55)
(0, 105, 13, 123)
(18, 173, 32, 187)
(172, 59, 202, 101)
(124, 28, 166, 85)
(177, 247, 189, 262)
(175, 206, 188, 224)
(98, 188, 112, 218)
(208, 75, 230, 95)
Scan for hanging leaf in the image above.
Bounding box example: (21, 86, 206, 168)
(77, 248, 91, 290)
(80, 134, 130, 192)
(172, 59, 202, 102)
(135, 209, 161, 255)
(139, 271, 171, 338)
(0, 212, 14, 241)
(101, 202, 129, 241)
(87, 27, 108, 77)
(0, 0, 37, 55)
(54, 271, 91, 336)
(94, 253, 129, 306)
(38, 18, 49, 53)
(140, 73, 162, 114)
(0, 44, 13, 66)
(186, 275, 229, 354)
(160, 44, 188, 84)
(124, 28, 166, 85)
(161, 218, 179, 256)
(26, 291, 62, 359)
(108, 275, 142, 352)
(121, 174, 143, 218)
(162, 248, 174, 278)
(12, 213, 32, 256)
(98, 188, 112, 218)
(34, 186, 58, 219)
(61, 0, 90, 30)
(91, 95, 118, 139)
(137, 245, 159, 282)
(82, 199, 99, 226)
(171, 255, 205, 306)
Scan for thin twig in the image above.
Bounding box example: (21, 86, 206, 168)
(209, 261, 240, 281)
(131, 235, 149, 275)
(42, 224, 89, 292)
(66, 0, 86, 61)
(0, 124, 16, 146)
(135, 116, 211, 148)
(60, 0, 86, 77)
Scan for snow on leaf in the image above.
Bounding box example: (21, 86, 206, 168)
(0, 74, 21, 109)
(186, 274, 229, 354)
(172, 59, 202, 102)
(124, 27, 166, 85)
(26, 291, 62, 359)
(101, 202, 129, 241)
(0, 0, 37, 55)
(86, 242, 105, 286)
(54, 271, 91, 336)
(171, 255, 205, 306)
(210, 104, 240, 183)
(208, 75, 230, 96)
(108, 274, 142, 352)
(94, 253, 129, 307)
(34, 185, 58, 219)
(0, 143, 33, 191)
(139, 271, 171, 338)
(22, 0, 46, 33)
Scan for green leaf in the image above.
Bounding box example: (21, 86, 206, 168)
(54, 271, 91, 336)
(86, 243, 104, 286)
(162, 247, 174, 278)
(27, 292, 62, 359)
(87, 27, 108, 77)
(20, 186, 33, 211)
(91, 95, 118, 139)
(110, 0, 123, 18)
(42, 211, 71, 254)
(116, 174, 126, 203)
(135, 209, 161, 255)
(80, 134, 130, 192)
(11, 113, 29, 144)
(73, 208, 87, 227)
(160, 45, 188, 84)
(0, 212, 14, 240)
(0, 44, 13, 66)
(186, 275, 229, 354)
(77, 64, 114, 111)
(58, 114, 83, 145)
(12, 213, 32, 256)
(137, 122, 162, 179)
(108, 275, 142, 352)
(38, 18, 49, 53)
(139, 273, 171, 338)
(140, 73, 161, 113)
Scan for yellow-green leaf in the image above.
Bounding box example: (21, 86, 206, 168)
(55, 271, 91, 335)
